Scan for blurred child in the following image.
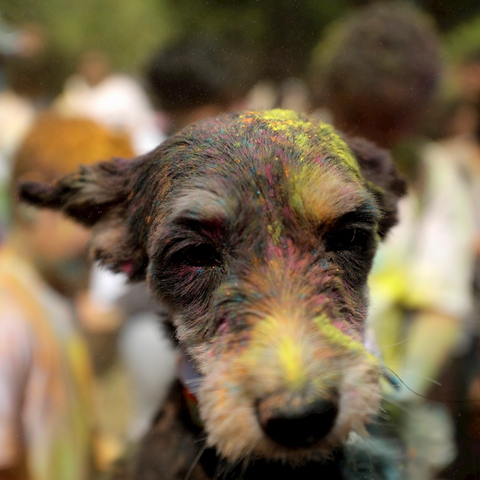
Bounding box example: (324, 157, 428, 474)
(0, 113, 133, 480)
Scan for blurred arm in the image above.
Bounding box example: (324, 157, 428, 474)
(0, 462, 28, 480)
(0, 315, 32, 478)
(395, 311, 462, 400)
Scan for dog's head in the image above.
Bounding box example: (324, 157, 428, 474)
(19, 110, 405, 463)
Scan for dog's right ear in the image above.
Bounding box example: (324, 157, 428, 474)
(342, 135, 407, 239)
(18, 156, 149, 280)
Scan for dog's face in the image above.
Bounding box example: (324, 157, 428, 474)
(20, 110, 404, 464)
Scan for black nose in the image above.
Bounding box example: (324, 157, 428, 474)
(258, 399, 338, 449)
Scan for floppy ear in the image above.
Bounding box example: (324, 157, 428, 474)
(343, 135, 407, 238)
(19, 157, 133, 226)
(18, 156, 150, 280)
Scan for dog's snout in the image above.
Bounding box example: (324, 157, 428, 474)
(256, 396, 338, 449)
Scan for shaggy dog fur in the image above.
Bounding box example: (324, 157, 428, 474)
(19, 110, 405, 479)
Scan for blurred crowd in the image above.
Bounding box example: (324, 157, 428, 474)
(1, 1, 480, 479)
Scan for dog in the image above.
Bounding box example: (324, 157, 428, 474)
(20, 110, 405, 479)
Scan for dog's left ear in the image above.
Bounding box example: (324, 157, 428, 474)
(343, 135, 407, 238)
(18, 156, 150, 280)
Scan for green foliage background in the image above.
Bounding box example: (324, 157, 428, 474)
(0, 0, 173, 72)
(446, 14, 480, 61)
(1, 0, 480, 78)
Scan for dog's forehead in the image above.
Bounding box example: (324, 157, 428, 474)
(178, 109, 360, 174)
(161, 110, 375, 225)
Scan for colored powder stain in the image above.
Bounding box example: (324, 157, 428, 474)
(242, 109, 359, 174)
(332, 320, 349, 335)
(267, 221, 282, 246)
(295, 133, 310, 153)
(278, 336, 305, 387)
(248, 316, 307, 389)
(291, 162, 370, 223)
(264, 164, 274, 186)
(291, 191, 304, 215)
(313, 314, 364, 356)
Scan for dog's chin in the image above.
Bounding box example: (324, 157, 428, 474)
(216, 437, 343, 467)
(201, 408, 343, 466)
(198, 361, 382, 465)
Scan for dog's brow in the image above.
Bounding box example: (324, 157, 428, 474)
(167, 189, 231, 241)
(291, 168, 376, 226)
(329, 205, 380, 229)
(170, 190, 230, 221)
(175, 215, 226, 234)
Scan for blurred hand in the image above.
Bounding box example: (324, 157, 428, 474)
(75, 291, 123, 333)
(392, 311, 462, 402)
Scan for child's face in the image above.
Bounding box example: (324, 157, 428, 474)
(29, 209, 91, 294)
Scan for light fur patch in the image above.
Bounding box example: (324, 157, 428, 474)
(247, 315, 310, 389)
(168, 189, 231, 222)
(291, 163, 371, 225)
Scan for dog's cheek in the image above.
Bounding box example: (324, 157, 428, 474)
(333, 359, 382, 441)
(89, 215, 148, 280)
(199, 364, 264, 462)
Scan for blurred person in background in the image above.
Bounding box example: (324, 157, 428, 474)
(1, 23, 66, 108)
(312, 3, 478, 478)
(0, 10, 21, 89)
(0, 22, 62, 243)
(311, 2, 441, 151)
(147, 35, 313, 133)
(431, 93, 480, 478)
(57, 49, 164, 156)
(146, 36, 254, 135)
(0, 15, 26, 242)
(456, 50, 480, 105)
(0, 113, 133, 480)
(245, 77, 313, 115)
(424, 49, 480, 142)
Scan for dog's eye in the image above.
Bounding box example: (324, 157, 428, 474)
(325, 227, 370, 253)
(180, 244, 222, 267)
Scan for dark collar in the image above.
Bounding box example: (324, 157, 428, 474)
(177, 350, 204, 428)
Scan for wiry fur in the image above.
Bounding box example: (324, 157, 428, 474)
(19, 110, 405, 479)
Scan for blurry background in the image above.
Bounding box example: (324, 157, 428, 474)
(2, 0, 480, 479)
(1, 0, 480, 80)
